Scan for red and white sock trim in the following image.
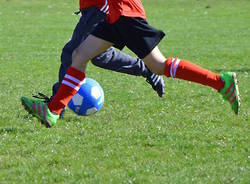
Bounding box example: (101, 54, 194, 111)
(61, 67, 85, 91)
(170, 57, 181, 78)
(62, 74, 84, 91)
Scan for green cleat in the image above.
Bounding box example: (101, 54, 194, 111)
(21, 96, 59, 127)
(219, 72, 241, 115)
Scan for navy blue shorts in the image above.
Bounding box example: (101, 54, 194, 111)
(91, 16, 165, 59)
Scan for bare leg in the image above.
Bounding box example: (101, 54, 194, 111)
(142, 46, 166, 75)
(72, 35, 113, 72)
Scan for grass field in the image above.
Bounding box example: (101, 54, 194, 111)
(0, 0, 249, 183)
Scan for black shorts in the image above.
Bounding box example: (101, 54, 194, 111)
(91, 16, 165, 59)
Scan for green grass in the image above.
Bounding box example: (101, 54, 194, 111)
(0, 0, 249, 183)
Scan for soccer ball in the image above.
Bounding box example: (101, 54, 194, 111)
(68, 78, 104, 116)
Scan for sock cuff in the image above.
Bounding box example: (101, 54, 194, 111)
(164, 58, 171, 77)
(165, 57, 181, 77)
(67, 67, 85, 80)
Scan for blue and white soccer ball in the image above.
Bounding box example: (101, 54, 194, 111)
(68, 78, 104, 116)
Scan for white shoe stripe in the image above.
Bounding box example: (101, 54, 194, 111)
(152, 75, 158, 83)
(154, 76, 161, 86)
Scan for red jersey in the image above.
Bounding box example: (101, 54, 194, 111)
(79, 0, 109, 14)
(79, 0, 146, 24)
(107, 0, 146, 23)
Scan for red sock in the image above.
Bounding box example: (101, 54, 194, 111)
(164, 58, 224, 91)
(48, 67, 85, 115)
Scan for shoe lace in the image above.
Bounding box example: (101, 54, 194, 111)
(32, 92, 50, 103)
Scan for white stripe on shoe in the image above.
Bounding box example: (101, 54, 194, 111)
(150, 74, 162, 86)
(151, 74, 157, 82)
(154, 76, 161, 86)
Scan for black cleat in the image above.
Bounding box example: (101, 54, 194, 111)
(146, 73, 165, 97)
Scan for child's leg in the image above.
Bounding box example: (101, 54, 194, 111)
(91, 48, 149, 77)
(143, 46, 224, 91)
(48, 35, 113, 115)
(142, 46, 240, 114)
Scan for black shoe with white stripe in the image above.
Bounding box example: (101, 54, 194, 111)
(146, 72, 165, 97)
